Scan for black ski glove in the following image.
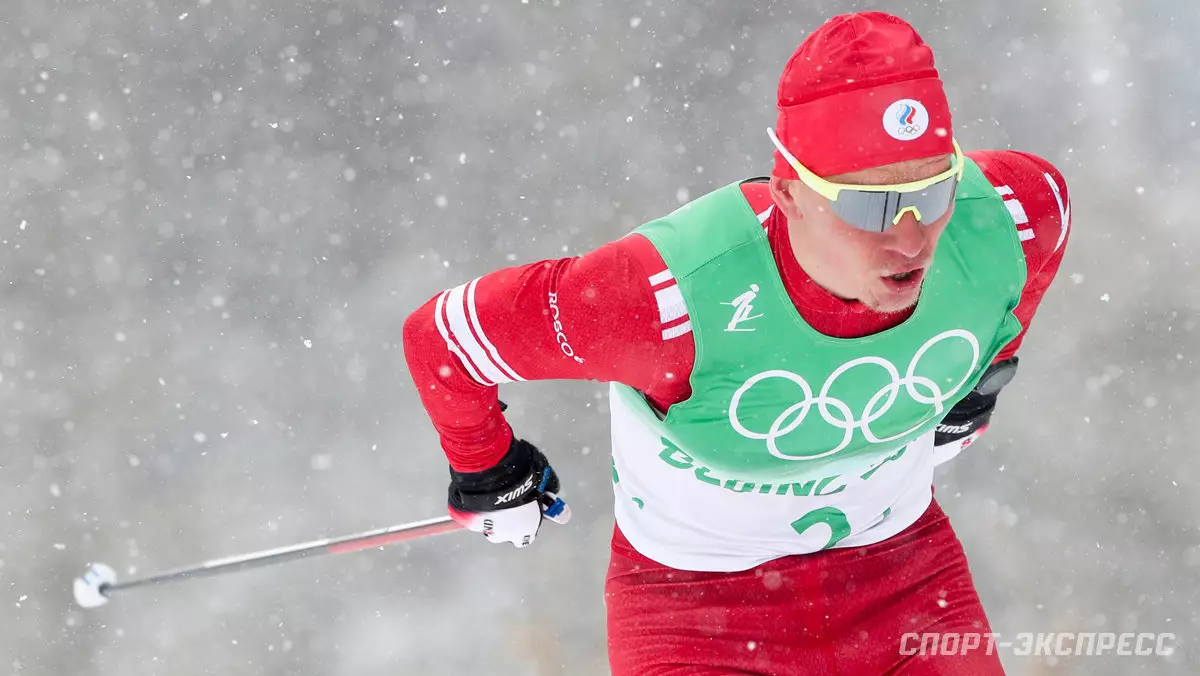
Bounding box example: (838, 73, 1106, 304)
(447, 433, 570, 548)
(934, 357, 1018, 463)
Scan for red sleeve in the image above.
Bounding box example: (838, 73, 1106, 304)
(969, 150, 1072, 362)
(404, 182, 773, 473)
(403, 238, 687, 472)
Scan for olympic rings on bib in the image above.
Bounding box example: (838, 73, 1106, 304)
(728, 330, 981, 460)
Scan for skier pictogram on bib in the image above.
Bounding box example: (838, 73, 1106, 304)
(723, 284, 763, 332)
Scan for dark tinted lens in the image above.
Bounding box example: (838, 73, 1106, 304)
(897, 175, 958, 224)
(827, 190, 892, 233)
(828, 175, 958, 232)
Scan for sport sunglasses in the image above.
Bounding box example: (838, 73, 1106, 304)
(767, 127, 965, 233)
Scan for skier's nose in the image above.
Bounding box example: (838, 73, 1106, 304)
(883, 211, 926, 258)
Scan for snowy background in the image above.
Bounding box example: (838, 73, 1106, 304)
(1, 1, 1196, 674)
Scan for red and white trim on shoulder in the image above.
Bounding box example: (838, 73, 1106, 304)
(992, 184, 1036, 243)
(433, 278, 526, 386)
(1042, 172, 1071, 254)
(644, 203, 772, 342)
(648, 269, 691, 341)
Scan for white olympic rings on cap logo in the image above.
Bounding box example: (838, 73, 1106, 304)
(728, 330, 980, 461)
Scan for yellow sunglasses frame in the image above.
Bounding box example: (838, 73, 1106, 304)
(767, 127, 965, 225)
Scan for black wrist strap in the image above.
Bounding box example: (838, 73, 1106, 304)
(449, 438, 531, 490)
(448, 438, 543, 512)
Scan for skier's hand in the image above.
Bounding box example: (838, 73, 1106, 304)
(447, 436, 571, 548)
(933, 389, 998, 465)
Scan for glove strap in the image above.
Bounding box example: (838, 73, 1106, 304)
(448, 439, 545, 512)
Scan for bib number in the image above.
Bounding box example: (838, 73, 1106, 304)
(790, 507, 852, 550)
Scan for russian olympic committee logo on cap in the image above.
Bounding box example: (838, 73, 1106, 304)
(883, 98, 929, 141)
(728, 329, 981, 461)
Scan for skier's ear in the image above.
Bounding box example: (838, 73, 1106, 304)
(769, 176, 801, 215)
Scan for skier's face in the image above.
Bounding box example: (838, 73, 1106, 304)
(769, 154, 955, 314)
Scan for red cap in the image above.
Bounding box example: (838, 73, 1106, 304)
(772, 12, 954, 179)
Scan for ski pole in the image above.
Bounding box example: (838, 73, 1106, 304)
(72, 514, 463, 609)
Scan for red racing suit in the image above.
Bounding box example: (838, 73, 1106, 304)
(403, 150, 1071, 674)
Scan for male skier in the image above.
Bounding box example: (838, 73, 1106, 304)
(403, 12, 1071, 675)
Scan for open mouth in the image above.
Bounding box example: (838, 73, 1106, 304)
(881, 267, 926, 291)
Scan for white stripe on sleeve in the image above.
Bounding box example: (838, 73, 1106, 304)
(654, 284, 688, 325)
(465, 278, 524, 382)
(1003, 198, 1029, 225)
(443, 281, 518, 385)
(1044, 171, 1071, 253)
(648, 269, 674, 287)
(433, 290, 495, 387)
(662, 320, 692, 340)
